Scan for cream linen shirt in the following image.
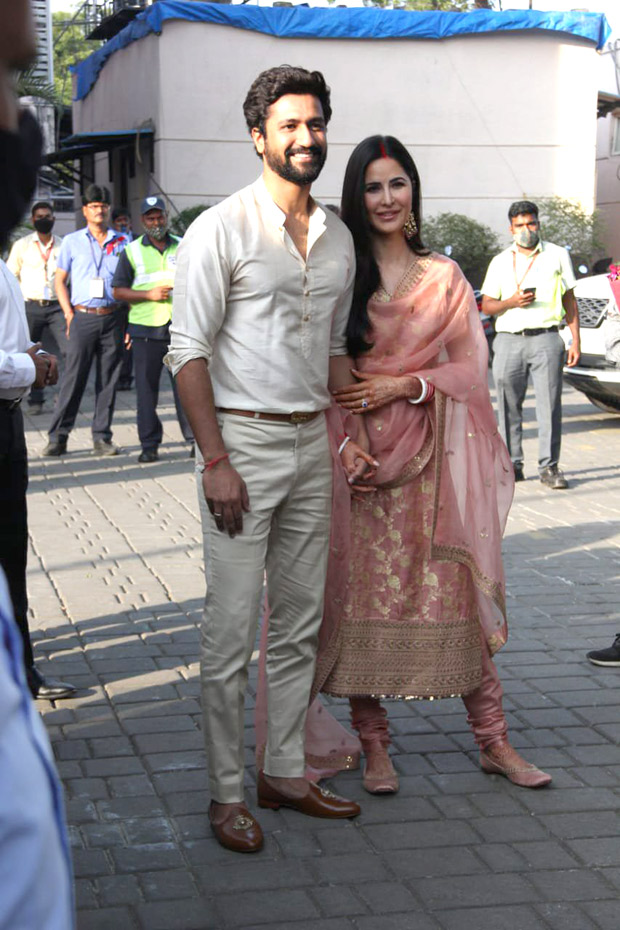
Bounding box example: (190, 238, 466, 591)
(167, 177, 355, 413)
(481, 240, 576, 333)
(6, 232, 63, 301)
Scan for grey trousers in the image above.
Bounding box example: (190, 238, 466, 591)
(197, 412, 332, 803)
(492, 330, 565, 470)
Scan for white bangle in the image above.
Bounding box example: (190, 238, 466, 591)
(338, 436, 351, 455)
(408, 377, 428, 405)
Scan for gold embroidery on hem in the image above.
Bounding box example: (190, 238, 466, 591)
(379, 429, 435, 490)
(305, 750, 360, 772)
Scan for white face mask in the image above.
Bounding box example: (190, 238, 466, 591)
(513, 227, 539, 249)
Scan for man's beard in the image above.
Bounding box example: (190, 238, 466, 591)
(264, 141, 326, 186)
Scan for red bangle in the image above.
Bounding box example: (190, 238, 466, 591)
(205, 453, 229, 471)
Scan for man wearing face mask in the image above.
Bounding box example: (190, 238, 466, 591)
(112, 196, 193, 462)
(481, 201, 580, 490)
(7, 203, 64, 415)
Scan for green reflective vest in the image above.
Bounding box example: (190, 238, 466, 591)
(125, 234, 181, 327)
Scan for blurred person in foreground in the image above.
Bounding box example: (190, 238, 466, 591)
(0, 4, 75, 928)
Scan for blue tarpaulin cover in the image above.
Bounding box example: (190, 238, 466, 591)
(74, 1, 612, 101)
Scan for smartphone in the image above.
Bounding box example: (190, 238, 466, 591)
(523, 287, 536, 297)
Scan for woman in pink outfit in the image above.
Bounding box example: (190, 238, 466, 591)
(312, 135, 551, 793)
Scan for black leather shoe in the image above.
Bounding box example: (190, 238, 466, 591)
(540, 465, 568, 489)
(138, 448, 158, 463)
(513, 463, 524, 482)
(26, 666, 77, 701)
(93, 440, 120, 456)
(42, 439, 67, 456)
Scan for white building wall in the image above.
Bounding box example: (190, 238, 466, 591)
(75, 20, 601, 243)
(595, 43, 620, 261)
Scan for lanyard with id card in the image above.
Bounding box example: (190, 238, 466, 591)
(88, 235, 107, 301)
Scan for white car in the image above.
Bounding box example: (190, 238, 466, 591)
(561, 274, 620, 413)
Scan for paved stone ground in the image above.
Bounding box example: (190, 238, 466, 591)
(23, 374, 620, 930)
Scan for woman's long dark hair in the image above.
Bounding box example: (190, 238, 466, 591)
(341, 135, 429, 357)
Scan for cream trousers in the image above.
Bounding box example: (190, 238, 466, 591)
(197, 413, 332, 803)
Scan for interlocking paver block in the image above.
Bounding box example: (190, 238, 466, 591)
(23, 385, 620, 927)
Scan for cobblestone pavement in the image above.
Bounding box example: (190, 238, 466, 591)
(23, 376, 620, 930)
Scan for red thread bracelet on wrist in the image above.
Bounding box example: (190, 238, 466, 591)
(205, 453, 229, 471)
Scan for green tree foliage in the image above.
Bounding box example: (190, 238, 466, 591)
(170, 205, 210, 237)
(53, 11, 101, 107)
(16, 69, 59, 105)
(536, 197, 605, 271)
(423, 212, 501, 288)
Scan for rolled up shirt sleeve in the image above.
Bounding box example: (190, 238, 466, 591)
(0, 349, 36, 390)
(166, 210, 231, 378)
(329, 233, 355, 357)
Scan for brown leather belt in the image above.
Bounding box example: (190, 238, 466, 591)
(217, 407, 322, 424)
(74, 304, 117, 316)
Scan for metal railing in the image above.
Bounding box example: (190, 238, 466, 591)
(81, 0, 151, 33)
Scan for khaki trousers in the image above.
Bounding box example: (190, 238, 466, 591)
(197, 413, 332, 803)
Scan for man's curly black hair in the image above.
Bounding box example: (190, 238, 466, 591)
(242, 65, 332, 140)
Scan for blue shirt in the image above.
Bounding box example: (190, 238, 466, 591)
(56, 227, 129, 308)
(0, 570, 74, 930)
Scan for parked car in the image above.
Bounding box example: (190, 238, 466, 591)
(561, 274, 620, 413)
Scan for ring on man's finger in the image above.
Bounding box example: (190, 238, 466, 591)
(361, 398, 369, 408)
(213, 512, 222, 518)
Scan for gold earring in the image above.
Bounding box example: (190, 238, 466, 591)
(403, 212, 418, 240)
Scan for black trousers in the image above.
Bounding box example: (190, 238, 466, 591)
(48, 309, 124, 443)
(133, 337, 193, 450)
(118, 302, 133, 387)
(0, 405, 32, 668)
(25, 300, 66, 406)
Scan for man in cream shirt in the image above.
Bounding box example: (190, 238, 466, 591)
(7, 201, 63, 414)
(482, 200, 580, 489)
(168, 65, 373, 853)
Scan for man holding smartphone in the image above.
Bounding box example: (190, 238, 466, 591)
(481, 200, 580, 489)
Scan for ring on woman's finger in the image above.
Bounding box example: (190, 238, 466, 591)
(361, 398, 369, 408)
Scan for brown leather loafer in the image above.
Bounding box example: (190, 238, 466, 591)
(209, 803, 264, 853)
(257, 772, 361, 819)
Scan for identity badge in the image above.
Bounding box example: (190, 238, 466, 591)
(90, 277, 105, 299)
